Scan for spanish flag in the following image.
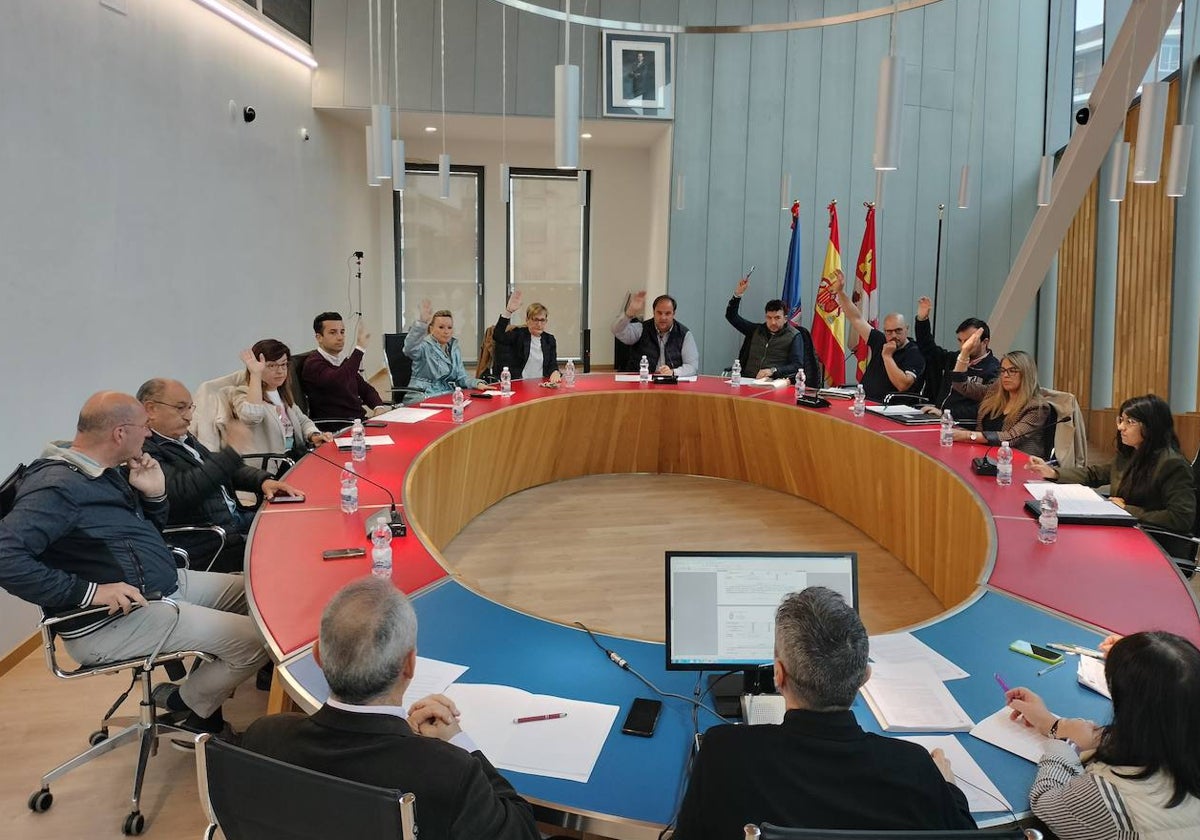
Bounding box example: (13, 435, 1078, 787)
(852, 204, 878, 381)
(811, 202, 847, 386)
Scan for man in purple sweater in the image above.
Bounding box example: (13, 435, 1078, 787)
(300, 312, 386, 422)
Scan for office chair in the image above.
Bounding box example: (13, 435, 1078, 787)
(26, 599, 216, 836)
(383, 332, 426, 402)
(189, 372, 297, 480)
(1139, 446, 1200, 578)
(744, 826, 1042, 840)
(289, 351, 357, 432)
(196, 733, 417, 840)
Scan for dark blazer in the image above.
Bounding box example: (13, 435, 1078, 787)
(242, 704, 539, 840)
(143, 432, 267, 530)
(492, 314, 559, 379)
(674, 709, 976, 840)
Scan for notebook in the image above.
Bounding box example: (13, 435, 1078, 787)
(859, 661, 974, 732)
(865, 405, 943, 426)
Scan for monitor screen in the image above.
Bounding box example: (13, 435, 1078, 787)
(665, 551, 858, 670)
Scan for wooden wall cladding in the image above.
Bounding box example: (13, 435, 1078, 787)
(1055, 178, 1098, 410)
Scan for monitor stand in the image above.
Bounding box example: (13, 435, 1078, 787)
(707, 669, 776, 718)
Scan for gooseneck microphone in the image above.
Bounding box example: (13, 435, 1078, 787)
(304, 445, 407, 537)
(971, 415, 1070, 476)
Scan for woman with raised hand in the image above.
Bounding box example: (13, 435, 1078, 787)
(225, 339, 332, 457)
(493, 289, 561, 383)
(1025, 393, 1196, 533)
(948, 339, 1050, 458)
(403, 299, 491, 404)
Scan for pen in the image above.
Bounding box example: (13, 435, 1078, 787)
(993, 672, 1011, 694)
(1036, 660, 1065, 677)
(746, 265, 756, 278)
(512, 713, 568, 724)
(1047, 642, 1103, 659)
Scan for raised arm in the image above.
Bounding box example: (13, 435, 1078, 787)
(611, 291, 647, 345)
(829, 269, 872, 342)
(724, 276, 756, 336)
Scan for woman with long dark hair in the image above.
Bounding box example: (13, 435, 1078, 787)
(949, 340, 1051, 458)
(224, 339, 332, 456)
(1005, 632, 1200, 839)
(1026, 393, 1196, 533)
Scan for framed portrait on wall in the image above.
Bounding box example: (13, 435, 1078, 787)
(602, 30, 674, 119)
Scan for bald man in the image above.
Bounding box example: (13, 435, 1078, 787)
(829, 270, 925, 402)
(0, 392, 267, 740)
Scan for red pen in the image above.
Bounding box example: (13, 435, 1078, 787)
(512, 713, 568, 724)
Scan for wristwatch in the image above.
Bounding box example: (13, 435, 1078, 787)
(969, 432, 978, 442)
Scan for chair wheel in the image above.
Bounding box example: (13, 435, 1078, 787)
(28, 788, 53, 813)
(122, 811, 146, 836)
(88, 729, 109, 746)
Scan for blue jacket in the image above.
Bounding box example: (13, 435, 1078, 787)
(0, 443, 179, 636)
(403, 323, 478, 399)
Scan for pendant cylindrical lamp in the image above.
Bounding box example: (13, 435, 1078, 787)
(371, 104, 392, 180)
(1108, 139, 1130, 202)
(365, 126, 380, 187)
(956, 165, 970, 209)
(391, 139, 405, 192)
(438, 153, 451, 199)
(674, 174, 685, 211)
(1036, 155, 1054, 207)
(500, 163, 511, 203)
(780, 173, 792, 210)
(873, 55, 904, 170)
(555, 64, 580, 169)
(1166, 124, 1193, 197)
(1132, 82, 1169, 183)
(578, 170, 588, 206)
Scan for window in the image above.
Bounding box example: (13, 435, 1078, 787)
(506, 170, 592, 364)
(1073, 0, 1104, 114)
(395, 166, 486, 361)
(240, 0, 312, 44)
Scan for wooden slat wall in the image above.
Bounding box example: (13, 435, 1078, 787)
(1113, 83, 1178, 405)
(1055, 178, 1098, 410)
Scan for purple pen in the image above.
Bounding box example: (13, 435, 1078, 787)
(994, 673, 1011, 694)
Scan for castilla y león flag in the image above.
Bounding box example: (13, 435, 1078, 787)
(811, 202, 847, 386)
(852, 204, 878, 382)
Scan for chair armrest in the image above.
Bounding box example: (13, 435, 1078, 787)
(1140, 525, 1199, 575)
(41, 597, 185, 677)
(240, 452, 296, 478)
(882, 392, 931, 406)
(313, 418, 356, 434)
(163, 525, 228, 572)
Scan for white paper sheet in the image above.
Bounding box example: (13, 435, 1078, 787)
(335, 435, 395, 448)
(400, 656, 470, 707)
(728, 378, 787, 388)
(859, 661, 974, 732)
(444, 683, 620, 783)
(1023, 482, 1134, 519)
(372, 406, 440, 424)
(613, 374, 698, 382)
(418, 399, 472, 410)
(896, 735, 1012, 813)
(1077, 655, 1111, 699)
(869, 633, 970, 681)
(969, 707, 1052, 763)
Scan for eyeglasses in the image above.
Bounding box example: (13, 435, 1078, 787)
(998, 367, 1021, 377)
(117, 421, 151, 431)
(1116, 415, 1141, 427)
(150, 400, 196, 412)
(264, 361, 290, 371)
(529, 317, 548, 323)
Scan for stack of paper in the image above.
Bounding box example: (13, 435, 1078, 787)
(728, 378, 788, 388)
(896, 735, 1012, 813)
(335, 435, 395, 448)
(969, 707, 1052, 763)
(1024, 482, 1134, 519)
(859, 661, 974, 732)
(1077, 655, 1111, 699)
(444, 683, 619, 783)
(372, 406, 440, 424)
(741, 693, 786, 725)
(818, 386, 857, 400)
(613, 374, 698, 383)
(869, 633, 969, 681)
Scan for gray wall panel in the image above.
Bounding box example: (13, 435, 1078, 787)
(473, 0, 503, 114)
(444, 0, 479, 112)
(399, 0, 435, 111)
(514, 7, 559, 116)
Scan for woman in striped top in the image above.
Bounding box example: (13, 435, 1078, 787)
(1005, 632, 1200, 839)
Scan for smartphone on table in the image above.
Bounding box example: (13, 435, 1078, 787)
(1009, 640, 1064, 665)
(620, 697, 662, 737)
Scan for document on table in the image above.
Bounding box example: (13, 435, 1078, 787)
(969, 707, 1052, 763)
(335, 435, 395, 448)
(818, 386, 857, 399)
(869, 632, 970, 681)
(418, 399, 472, 410)
(1024, 482, 1134, 519)
(443, 683, 619, 783)
(896, 735, 1012, 813)
(1077, 655, 1111, 699)
(865, 404, 926, 417)
(859, 661, 974, 732)
(613, 374, 698, 382)
(741, 693, 786, 725)
(372, 406, 440, 424)
(400, 657, 469, 707)
(728, 378, 788, 388)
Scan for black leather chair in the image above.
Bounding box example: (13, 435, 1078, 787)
(1140, 446, 1200, 578)
(383, 332, 425, 402)
(745, 825, 1042, 840)
(196, 733, 417, 840)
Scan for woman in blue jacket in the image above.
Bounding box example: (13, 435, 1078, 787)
(403, 299, 491, 404)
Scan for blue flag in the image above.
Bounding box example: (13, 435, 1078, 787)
(781, 201, 803, 325)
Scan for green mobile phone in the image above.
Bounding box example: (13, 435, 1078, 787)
(1009, 640, 1064, 665)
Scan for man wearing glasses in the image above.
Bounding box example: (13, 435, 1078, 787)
(830, 270, 925, 402)
(138, 378, 302, 573)
(0, 391, 266, 740)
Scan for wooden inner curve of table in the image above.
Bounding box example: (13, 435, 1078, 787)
(406, 390, 995, 615)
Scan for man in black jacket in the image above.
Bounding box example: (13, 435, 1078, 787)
(913, 295, 1000, 427)
(243, 578, 540, 840)
(0, 392, 267, 737)
(725, 275, 805, 380)
(674, 587, 975, 840)
(138, 378, 302, 572)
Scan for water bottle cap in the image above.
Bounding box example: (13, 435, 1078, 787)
(502, 367, 509, 372)
(343, 462, 354, 471)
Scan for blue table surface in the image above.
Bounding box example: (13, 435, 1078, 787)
(283, 580, 1114, 828)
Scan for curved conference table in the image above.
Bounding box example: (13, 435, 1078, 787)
(246, 375, 1200, 840)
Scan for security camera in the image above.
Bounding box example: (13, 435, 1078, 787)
(243, 106, 256, 123)
(1075, 107, 1090, 126)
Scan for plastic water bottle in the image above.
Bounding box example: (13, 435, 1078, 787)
(996, 441, 1013, 486)
(499, 366, 512, 396)
(730, 359, 742, 386)
(852, 384, 866, 418)
(563, 359, 576, 389)
(1038, 489, 1059, 544)
(939, 410, 954, 447)
(794, 369, 807, 402)
(350, 419, 367, 463)
(638, 355, 650, 384)
(451, 386, 465, 424)
(339, 462, 359, 514)
(370, 520, 393, 579)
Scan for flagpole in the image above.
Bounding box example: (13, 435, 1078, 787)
(932, 203, 945, 334)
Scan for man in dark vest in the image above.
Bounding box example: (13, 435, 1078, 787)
(725, 275, 806, 380)
(611, 291, 699, 377)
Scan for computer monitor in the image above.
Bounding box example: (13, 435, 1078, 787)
(665, 551, 858, 672)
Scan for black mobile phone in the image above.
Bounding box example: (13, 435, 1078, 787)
(363, 420, 388, 428)
(473, 392, 495, 399)
(322, 547, 366, 560)
(620, 697, 662, 737)
(270, 494, 305, 504)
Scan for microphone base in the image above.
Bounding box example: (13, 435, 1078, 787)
(971, 456, 998, 476)
(365, 509, 408, 539)
(796, 395, 831, 409)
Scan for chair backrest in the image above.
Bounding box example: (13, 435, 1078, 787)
(752, 825, 1039, 840)
(614, 317, 642, 372)
(477, 325, 498, 380)
(1039, 387, 1086, 468)
(289, 351, 314, 415)
(1192, 447, 1200, 536)
(383, 333, 414, 390)
(190, 370, 244, 451)
(197, 734, 416, 840)
(0, 463, 26, 518)
(795, 325, 824, 388)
